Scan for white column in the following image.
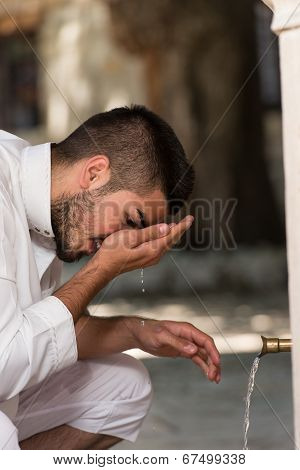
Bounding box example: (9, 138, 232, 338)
(262, 0, 300, 449)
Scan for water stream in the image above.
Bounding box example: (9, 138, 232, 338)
(243, 355, 261, 450)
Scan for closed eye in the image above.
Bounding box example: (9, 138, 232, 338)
(126, 218, 137, 229)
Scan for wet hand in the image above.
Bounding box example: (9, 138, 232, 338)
(95, 215, 194, 280)
(124, 317, 221, 384)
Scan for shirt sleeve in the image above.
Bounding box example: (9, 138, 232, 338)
(0, 192, 78, 401)
(0, 281, 78, 400)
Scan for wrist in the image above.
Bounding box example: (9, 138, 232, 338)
(87, 253, 115, 284)
(122, 316, 144, 349)
(91, 245, 127, 283)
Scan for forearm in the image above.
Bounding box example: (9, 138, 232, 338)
(74, 314, 138, 359)
(52, 257, 111, 324)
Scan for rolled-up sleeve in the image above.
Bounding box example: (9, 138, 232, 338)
(0, 279, 78, 400)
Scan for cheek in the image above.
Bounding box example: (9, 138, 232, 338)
(99, 206, 122, 232)
(84, 213, 104, 235)
(84, 208, 121, 235)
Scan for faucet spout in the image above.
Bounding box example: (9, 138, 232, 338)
(260, 336, 292, 357)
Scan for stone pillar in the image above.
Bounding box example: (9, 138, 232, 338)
(38, 0, 146, 141)
(262, 0, 300, 448)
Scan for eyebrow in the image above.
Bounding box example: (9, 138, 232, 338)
(136, 208, 147, 229)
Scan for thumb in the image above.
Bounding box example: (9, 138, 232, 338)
(130, 223, 170, 247)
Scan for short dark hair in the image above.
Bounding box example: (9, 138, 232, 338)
(52, 105, 194, 213)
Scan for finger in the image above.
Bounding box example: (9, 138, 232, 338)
(196, 348, 208, 363)
(203, 337, 221, 366)
(191, 354, 210, 378)
(192, 355, 219, 383)
(133, 216, 194, 260)
(199, 356, 218, 380)
(163, 321, 220, 367)
(130, 223, 170, 247)
(189, 329, 220, 366)
(141, 216, 193, 256)
(196, 351, 219, 382)
(215, 371, 221, 384)
(211, 362, 221, 384)
(158, 328, 198, 357)
(165, 215, 194, 248)
(207, 360, 219, 382)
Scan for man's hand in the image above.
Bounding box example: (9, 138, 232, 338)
(53, 216, 194, 325)
(94, 215, 194, 281)
(123, 316, 221, 384)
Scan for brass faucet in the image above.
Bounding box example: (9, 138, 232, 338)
(259, 336, 292, 357)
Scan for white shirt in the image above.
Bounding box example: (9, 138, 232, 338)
(0, 131, 78, 420)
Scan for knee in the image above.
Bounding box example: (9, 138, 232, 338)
(119, 354, 153, 405)
(0, 411, 19, 449)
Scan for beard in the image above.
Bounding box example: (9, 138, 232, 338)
(51, 180, 120, 263)
(51, 190, 94, 263)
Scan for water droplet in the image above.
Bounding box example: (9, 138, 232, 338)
(141, 268, 145, 293)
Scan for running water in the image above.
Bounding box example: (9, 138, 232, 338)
(141, 268, 145, 293)
(140, 270, 146, 328)
(243, 355, 261, 450)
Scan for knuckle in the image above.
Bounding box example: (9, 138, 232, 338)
(206, 336, 215, 346)
(154, 323, 166, 336)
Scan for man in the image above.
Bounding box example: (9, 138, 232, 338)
(0, 105, 221, 450)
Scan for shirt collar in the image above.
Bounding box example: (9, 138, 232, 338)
(20, 142, 55, 238)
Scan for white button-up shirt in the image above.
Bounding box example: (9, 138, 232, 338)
(0, 130, 78, 420)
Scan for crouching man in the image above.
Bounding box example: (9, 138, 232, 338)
(0, 105, 221, 450)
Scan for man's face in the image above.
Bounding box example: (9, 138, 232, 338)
(51, 187, 167, 263)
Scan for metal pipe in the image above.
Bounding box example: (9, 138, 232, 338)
(260, 336, 292, 357)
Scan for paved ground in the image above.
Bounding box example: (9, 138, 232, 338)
(114, 353, 294, 450)
(62, 261, 293, 450)
(87, 292, 293, 450)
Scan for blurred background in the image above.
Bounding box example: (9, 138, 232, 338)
(0, 0, 293, 449)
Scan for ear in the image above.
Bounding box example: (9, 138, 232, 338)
(79, 155, 111, 190)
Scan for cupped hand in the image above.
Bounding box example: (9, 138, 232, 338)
(94, 215, 194, 280)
